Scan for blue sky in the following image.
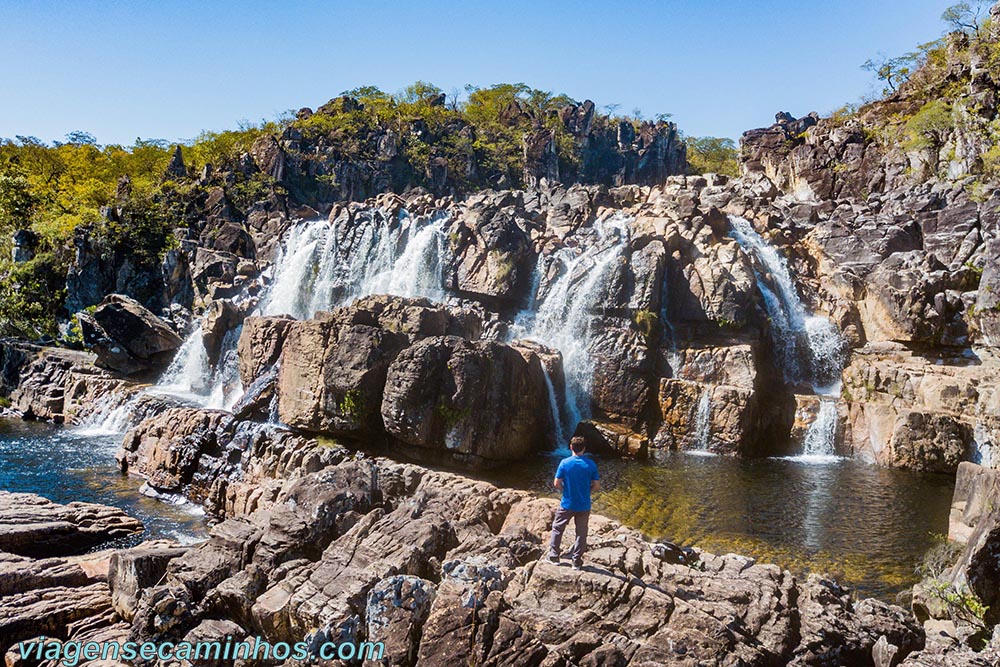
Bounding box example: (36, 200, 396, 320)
(0, 0, 962, 146)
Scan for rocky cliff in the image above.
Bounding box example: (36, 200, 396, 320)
(8, 6, 1000, 665)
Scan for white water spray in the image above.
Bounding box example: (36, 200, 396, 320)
(693, 389, 713, 452)
(75, 396, 138, 437)
(154, 209, 450, 409)
(512, 214, 631, 443)
(729, 216, 845, 459)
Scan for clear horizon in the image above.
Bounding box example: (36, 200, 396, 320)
(1, 0, 963, 146)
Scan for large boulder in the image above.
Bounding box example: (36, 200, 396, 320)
(117, 408, 237, 500)
(948, 463, 1000, 626)
(77, 294, 182, 375)
(446, 191, 537, 307)
(276, 319, 409, 436)
(381, 336, 549, 467)
(237, 315, 295, 384)
(109, 541, 189, 622)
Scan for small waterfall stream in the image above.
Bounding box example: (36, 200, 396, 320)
(75, 395, 139, 436)
(729, 216, 845, 459)
(690, 389, 716, 456)
(511, 214, 631, 444)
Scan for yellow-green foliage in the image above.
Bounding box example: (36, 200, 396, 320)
(903, 100, 953, 152)
(0, 135, 180, 336)
(632, 309, 660, 340)
(185, 120, 286, 171)
(685, 136, 739, 177)
(338, 389, 365, 420)
(0, 136, 173, 245)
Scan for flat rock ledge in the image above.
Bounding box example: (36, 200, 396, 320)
(0, 491, 144, 558)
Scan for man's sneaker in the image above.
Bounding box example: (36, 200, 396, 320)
(572, 560, 583, 570)
(547, 555, 560, 564)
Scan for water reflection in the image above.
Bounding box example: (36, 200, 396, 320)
(483, 451, 954, 600)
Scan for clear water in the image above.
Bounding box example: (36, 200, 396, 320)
(483, 452, 954, 600)
(0, 418, 952, 601)
(0, 419, 207, 547)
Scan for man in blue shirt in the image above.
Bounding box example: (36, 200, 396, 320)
(547, 436, 600, 569)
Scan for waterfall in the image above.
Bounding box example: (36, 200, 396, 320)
(729, 215, 845, 459)
(729, 216, 844, 392)
(262, 219, 333, 319)
(801, 399, 839, 462)
(512, 214, 631, 443)
(692, 389, 713, 452)
(260, 210, 448, 317)
(154, 208, 449, 409)
(75, 395, 138, 436)
(540, 367, 566, 450)
(153, 324, 242, 410)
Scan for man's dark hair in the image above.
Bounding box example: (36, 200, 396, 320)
(569, 436, 587, 453)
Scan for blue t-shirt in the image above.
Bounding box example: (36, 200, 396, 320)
(555, 455, 599, 511)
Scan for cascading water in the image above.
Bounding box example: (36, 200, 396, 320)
(154, 208, 449, 409)
(512, 215, 631, 444)
(802, 399, 838, 459)
(729, 215, 845, 459)
(261, 209, 449, 318)
(75, 395, 139, 437)
(692, 390, 713, 452)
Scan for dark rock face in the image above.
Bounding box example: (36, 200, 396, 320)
(381, 336, 549, 465)
(445, 191, 538, 308)
(248, 295, 550, 468)
(11, 229, 36, 264)
(0, 491, 143, 557)
(118, 408, 237, 501)
(77, 294, 182, 375)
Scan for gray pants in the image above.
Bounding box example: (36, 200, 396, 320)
(548, 508, 590, 563)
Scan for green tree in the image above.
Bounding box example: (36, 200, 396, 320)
(400, 81, 444, 105)
(862, 52, 920, 93)
(686, 136, 739, 177)
(942, 1, 992, 34)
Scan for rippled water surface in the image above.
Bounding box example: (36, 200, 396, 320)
(484, 451, 955, 600)
(0, 419, 207, 546)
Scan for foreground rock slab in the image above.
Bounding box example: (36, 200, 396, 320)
(0, 491, 143, 558)
(124, 453, 926, 666)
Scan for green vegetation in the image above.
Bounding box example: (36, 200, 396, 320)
(436, 401, 471, 429)
(903, 100, 954, 152)
(926, 580, 991, 634)
(632, 309, 661, 341)
(685, 136, 739, 177)
(915, 533, 992, 642)
(338, 389, 366, 421)
(0, 81, 682, 338)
